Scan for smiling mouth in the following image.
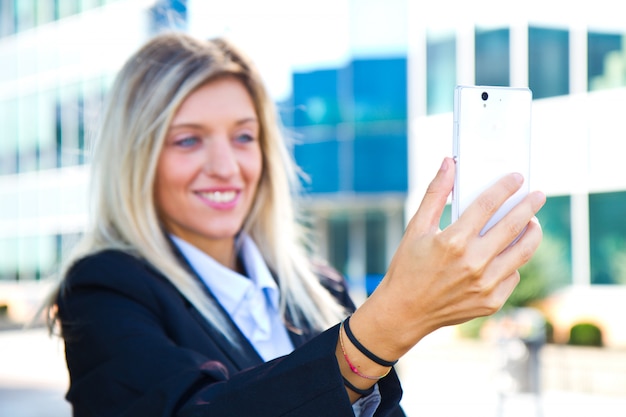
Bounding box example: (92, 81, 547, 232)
(197, 190, 238, 204)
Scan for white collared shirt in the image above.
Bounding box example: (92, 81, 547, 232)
(170, 233, 381, 415)
(171, 234, 294, 361)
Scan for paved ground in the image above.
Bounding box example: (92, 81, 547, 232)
(0, 326, 70, 417)
(1, 326, 625, 416)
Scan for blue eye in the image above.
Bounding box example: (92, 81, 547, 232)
(175, 136, 200, 147)
(235, 133, 255, 143)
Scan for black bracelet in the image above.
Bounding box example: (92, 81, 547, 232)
(343, 316, 398, 367)
(343, 376, 375, 397)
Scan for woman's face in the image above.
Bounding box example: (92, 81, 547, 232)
(155, 77, 263, 262)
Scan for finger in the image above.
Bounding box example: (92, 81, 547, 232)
(487, 216, 544, 281)
(453, 173, 526, 239)
(484, 190, 546, 251)
(488, 270, 521, 315)
(408, 157, 455, 234)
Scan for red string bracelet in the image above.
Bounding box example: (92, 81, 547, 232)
(339, 319, 391, 380)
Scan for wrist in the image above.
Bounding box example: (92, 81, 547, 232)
(352, 281, 423, 357)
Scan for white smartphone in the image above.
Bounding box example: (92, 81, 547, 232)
(451, 85, 532, 237)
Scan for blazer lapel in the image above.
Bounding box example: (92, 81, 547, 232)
(167, 237, 265, 372)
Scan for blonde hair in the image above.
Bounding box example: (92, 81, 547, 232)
(47, 32, 346, 339)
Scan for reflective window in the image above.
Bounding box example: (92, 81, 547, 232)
(365, 211, 386, 293)
(529, 26, 570, 99)
(589, 191, 626, 285)
(36, 0, 55, 26)
(0, 0, 123, 39)
(0, 99, 18, 174)
(0, 238, 19, 280)
(150, 0, 188, 34)
(38, 89, 57, 170)
(427, 29, 456, 115)
(588, 31, 626, 91)
(18, 93, 39, 172)
(0, 0, 16, 37)
(475, 27, 510, 87)
(533, 195, 572, 288)
(55, 0, 80, 20)
(56, 83, 81, 167)
(16, 0, 36, 32)
(327, 213, 350, 277)
(323, 209, 397, 294)
(290, 58, 407, 194)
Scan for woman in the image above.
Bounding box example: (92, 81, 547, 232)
(48, 32, 545, 417)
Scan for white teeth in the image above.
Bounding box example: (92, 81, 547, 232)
(199, 191, 237, 203)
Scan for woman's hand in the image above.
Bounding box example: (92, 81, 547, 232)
(348, 157, 546, 361)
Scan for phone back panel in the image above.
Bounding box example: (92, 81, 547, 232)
(452, 85, 532, 235)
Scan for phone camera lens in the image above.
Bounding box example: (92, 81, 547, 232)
(481, 92, 489, 101)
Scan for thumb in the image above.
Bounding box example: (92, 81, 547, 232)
(408, 157, 455, 234)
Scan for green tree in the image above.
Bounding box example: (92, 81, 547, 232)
(505, 234, 569, 309)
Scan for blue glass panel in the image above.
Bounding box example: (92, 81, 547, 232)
(150, 0, 188, 33)
(350, 58, 407, 122)
(292, 69, 340, 126)
(529, 27, 569, 99)
(427, 31, 456, 115)
(353, 130, 407, 193)
(475, 28, 510, 87)
(293, 139, 339, 194)
(588, 32, 625, 91)
(589, 191, 626, 285)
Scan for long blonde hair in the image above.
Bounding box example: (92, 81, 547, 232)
(47, 32, 346, 339)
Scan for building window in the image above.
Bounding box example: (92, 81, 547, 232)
(427, 29, 456, 115)
(0, 99, 18, 175)
(150, 0, 188, 34)
(475, 27, 510, 87)
(0, 0, 16, 37)
(16, 0, 36, 32)
(55, 0, 80, 20)
(18, 94, 40, 173)
(365, 211, 386, 293)
(324, 209, 396, 294)
(535, 195, 572, 288)
(56, 84, 81, 167)
(38, 89, 57, 171)
(588, 31, 626, 91)
(327, 213, 350, 278)
(589, 191, 626, 285)
(528, 26, 570, 99)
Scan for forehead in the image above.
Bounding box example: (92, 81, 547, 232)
(172, 77, 258, 125)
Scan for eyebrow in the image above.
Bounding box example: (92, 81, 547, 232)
(169, 117, 259, 130)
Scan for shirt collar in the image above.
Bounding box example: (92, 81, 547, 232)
(169, 234, 280, 316)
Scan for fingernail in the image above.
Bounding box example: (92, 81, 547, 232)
(440, 158, 449, 172)
(532, 191, 547, 206)
(512, 172, 524, 184)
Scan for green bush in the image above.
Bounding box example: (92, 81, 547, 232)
(506, 235, 569, 309)
(568, 322, 603, 347)
(544, 320, 555, 344)
(457, 317, 488, 339)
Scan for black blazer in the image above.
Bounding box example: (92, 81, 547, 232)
(57, 249, 405, 416)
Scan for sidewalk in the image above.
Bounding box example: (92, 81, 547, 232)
(396, 329, 626, 416)
(1, 326, 625, 416)
(0, 327, 70, 417)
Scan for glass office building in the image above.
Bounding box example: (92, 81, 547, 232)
(1, 1, 626, 336)
(0, 0, 186, 283)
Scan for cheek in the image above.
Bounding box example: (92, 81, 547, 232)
(242, 148, 263, 187)
(154, 155, 188, 206)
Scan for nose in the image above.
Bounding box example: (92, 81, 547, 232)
(203, 136, 238, 178)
